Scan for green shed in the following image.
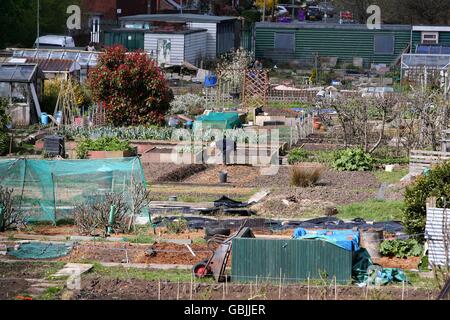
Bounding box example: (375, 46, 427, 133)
(255, 22, 412, 67)
(193, 112, 241, 130)
(411, 26, 450, 52)
(104, 29, 145, 51)
(231, 238, 353, 284)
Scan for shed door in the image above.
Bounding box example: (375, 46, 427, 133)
(157, 39, 171, 66)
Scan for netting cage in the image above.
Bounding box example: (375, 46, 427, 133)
(0, 157, 146, 224)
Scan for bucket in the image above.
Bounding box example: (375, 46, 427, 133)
(219, 171, 228, 183)
(40, 113, 49, 125)
(363, 230, 383, 259)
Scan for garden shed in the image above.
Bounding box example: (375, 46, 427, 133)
(0, 63, 43, 126)
(144, 28, 208, 67)
(0, 157, 146, 224)
(118, 14, 239, 59)
(254, 22, 412, 67)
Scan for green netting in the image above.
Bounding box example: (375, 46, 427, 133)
(193, 112, 241, 130)
(8, 242, 73, 259)
(0, 157, 146, 224)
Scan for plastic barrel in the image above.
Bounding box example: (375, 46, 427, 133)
(40, 113, 49, 125)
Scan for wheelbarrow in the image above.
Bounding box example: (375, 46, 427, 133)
(192, 223, 254, 282)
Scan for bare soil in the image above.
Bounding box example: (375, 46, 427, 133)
(61, 242, 210, 265)
(75, 277, 438, 300)
(142, 162, 208, 184)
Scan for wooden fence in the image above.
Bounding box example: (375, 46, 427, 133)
(409, 150, 450, 175)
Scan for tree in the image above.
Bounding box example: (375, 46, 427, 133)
(88, 46, 173, 127)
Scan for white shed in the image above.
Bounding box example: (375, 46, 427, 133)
(121, 14, 239, 60)
(144, 29, 207, 67)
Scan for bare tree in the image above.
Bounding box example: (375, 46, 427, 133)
(128, 182, 151, 232)
(0, 186, 26, 232)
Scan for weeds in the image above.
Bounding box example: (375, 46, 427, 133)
(290, 164, 325, 187)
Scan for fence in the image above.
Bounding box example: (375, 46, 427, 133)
(409, 150, 450, 175)
(425, 203, 450, 267)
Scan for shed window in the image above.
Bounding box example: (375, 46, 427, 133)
(274, 33, 295, 51)
(421, 32, 439, 44)
(374, 34, 395, 54)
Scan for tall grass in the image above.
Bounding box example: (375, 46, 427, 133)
(290, 164, 325, 187)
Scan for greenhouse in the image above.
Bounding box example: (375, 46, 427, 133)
(401, 53, 450, 86)
(0, 157, 146, 224)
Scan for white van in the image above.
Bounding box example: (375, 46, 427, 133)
(34, 35, 76, 48)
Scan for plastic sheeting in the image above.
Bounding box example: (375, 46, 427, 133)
(193, 112, 241, 130)
(293, 228, 360, 251)
(0, 157, 146, 224)
(352, 248, 407, 285)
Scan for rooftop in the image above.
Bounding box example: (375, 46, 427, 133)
(0, 63, 40, 82)
(255, 22, 413, 31)
(119, 14, 238, 23)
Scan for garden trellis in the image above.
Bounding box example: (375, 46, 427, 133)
(0, 157, 146, 224)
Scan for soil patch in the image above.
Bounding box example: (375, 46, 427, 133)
(142, 163, 208, 184)
(75, 277, 438, 300)
(374, 257, 421, 270)
(61, 242, 210, 265)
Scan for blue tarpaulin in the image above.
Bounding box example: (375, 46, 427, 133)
(293, 228, 360, 251)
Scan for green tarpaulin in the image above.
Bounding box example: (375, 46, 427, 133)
(193, 112, 241, 130)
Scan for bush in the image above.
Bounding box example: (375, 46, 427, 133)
(403, 161, 450, 237)
(0, 186, 26, 232)
(76, 137, 133, 159)
(287, 148, 309, 164)
(88, 45, 173, 126)
(73, 193, 130, 236)
(333, 148, 373, 171)
(379, 239, 423, 258)
(170, 94, 206, 116)
(291, 164, 325, 187)
(165, 218, 188, 234)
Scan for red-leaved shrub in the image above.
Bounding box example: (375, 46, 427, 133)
(88, 45, 173, 126)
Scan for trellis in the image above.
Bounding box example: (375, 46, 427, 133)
(243, 69, 269, 110)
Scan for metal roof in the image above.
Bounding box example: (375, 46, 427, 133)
(119, 13, 238, 23)
(0, 63, 39, 82)
(255, 22, 412, 31)
(25, 58, 80, 73)
(10, 49, 100, 67)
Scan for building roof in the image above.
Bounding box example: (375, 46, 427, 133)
(0, 63, 40, 83)
(412, 26, 450, 32)
(10, 49, 100, 67)
(255, 22, 412, 31)
(120, 13, 238, 24)
(25, 58, 80, 73)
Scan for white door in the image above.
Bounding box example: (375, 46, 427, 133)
(157, 39, 171, 66)
(91, 16, 101, 43)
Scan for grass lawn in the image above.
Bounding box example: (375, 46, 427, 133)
(337, 199, 405, 221)
(374, 168, 409, 185)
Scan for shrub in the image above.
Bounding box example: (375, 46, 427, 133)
(379, 239, 423, 258)
(0, 131, 9, 156)
(291, 164, 325, 187)
(165, 218, 188, 234)
(170, 94, 206, 116)
(0, 186, 26, 232)
(287, 148, 309, 164)
(88, 45, 173, 126)
(76, 137, 134, 159)
(333, 148, 373, 171)
(403, 161, 450, 237)
(73, 193, 130, 236)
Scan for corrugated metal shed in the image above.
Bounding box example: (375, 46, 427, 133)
(255, 22, 412, 66)
(425, 207, 450, 267)
(25, 58, 80, 73)
(231, 238, 353, 284)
